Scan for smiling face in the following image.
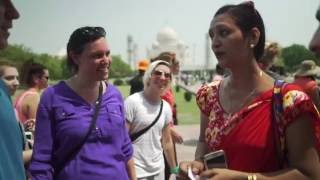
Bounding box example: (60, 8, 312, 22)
(209, 14, 252, 68)
(0, 0, 19, 49)
(1, 66, 19, 95)
(74, 37, 112, 81)
(147, 64, 171, 96)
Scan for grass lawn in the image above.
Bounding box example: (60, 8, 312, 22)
(116, 85, 200, 125)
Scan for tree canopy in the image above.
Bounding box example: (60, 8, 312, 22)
(281, 44, 318, 72)
(0, 44, 133, 80)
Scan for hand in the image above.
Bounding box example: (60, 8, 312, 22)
(178, 161, 204, 179)
(171, 128, 183, 144)
(200, 168, 248, 180)
(169, 173, 177, 180)
(24, 119, 35, 132)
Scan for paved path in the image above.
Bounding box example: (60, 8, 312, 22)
(173, 82, 202, 162)
(174, 124, 200, 162)
(177, 81, 202, 95)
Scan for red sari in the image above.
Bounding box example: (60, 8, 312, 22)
(196, 80, 320, 172)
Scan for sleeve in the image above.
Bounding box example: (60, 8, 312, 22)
(119, 95, 133, 162)
(196, 81, 219, 116)
(163, 101, 173, 127)
(29, 88, 55, 179)
(124, 96, 135, 124)
(282, 84, 320, 150)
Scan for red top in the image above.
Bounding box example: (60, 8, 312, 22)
(196, 80, 320, 172)
(161, 89, 177, 125)
(161, 89, 175, 109)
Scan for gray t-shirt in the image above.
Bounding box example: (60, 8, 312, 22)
(125, 92, 172, 178)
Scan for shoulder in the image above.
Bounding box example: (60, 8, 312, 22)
(196, 80, 220, 102)
(162, 99, 172, 111)
(105, 83, 123, 102)
(39, 81, 65, 105)
(196, 81, 221, 115)
(41, 81, 64, 97)
(280, 83, 319, 124)
(125, 92, 142, 102)
(281, 83, 309, 107)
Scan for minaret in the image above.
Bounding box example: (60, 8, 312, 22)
(205, 33, 210, 70)
(127, 35, 134, 69)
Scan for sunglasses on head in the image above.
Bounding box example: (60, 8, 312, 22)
(79, 27, 106, 37)
(152, 70, 171, 79)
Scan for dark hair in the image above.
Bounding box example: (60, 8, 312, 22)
(66, 26, 106, 73)
(214, 1, 265, 60)
(0, 58, 18, 77)
(215, 64, 225, 75)
(20, 60, 47, 87)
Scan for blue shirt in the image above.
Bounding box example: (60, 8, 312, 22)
(29, 81, 133, 180)
(0, 79, 25, 180)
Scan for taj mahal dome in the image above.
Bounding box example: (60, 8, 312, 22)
(146, 26, 194, 71)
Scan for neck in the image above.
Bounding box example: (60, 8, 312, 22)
(227, 63, 265, 90)
(70, 74, 100, 90)
(143, 89, 161, 104)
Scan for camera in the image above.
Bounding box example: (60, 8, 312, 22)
(203, 149, 227, 169)
(25, 131, 33, 140)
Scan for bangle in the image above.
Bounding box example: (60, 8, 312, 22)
(170, 166, 180, 174)
(247, 174, 257, 180)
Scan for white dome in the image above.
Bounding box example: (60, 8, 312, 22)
(156, 27, 178, 44)
(151, 41, 159, 49)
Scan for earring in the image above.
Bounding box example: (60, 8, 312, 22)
(250, 44, 255, 48)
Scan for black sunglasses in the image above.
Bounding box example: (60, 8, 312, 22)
(79, 27, 106, 37)
(152, 70, 171, 79)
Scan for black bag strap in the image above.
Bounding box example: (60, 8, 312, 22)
(130, 100, 163, 142)
(271, 79, 287, 168)
(54, 82, 103, 175)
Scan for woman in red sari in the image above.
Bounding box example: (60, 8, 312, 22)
(179, 1, 320, 179)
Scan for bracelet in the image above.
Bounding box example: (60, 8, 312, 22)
(170, 166, 180, 174)
(247, 174, 257, 180)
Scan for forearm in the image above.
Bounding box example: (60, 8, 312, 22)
(126, 158, 137, 180)
(194, 141, 208, 161)
(163, 140, 177, 168)
(23, 149, 33, 165)
(247, 168, 318, 180)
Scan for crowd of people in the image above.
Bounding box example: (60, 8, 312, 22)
(2, 0, 320, 180)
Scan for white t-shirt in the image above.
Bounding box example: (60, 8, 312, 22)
(125, 92, 172, 178)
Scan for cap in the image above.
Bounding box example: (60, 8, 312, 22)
(137, 59, 149, 71)
(295, 60, 320, 77)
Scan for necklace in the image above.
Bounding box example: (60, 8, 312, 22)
(225, 71, 263, 115)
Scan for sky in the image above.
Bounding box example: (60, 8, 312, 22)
(9, 0, 320, 67)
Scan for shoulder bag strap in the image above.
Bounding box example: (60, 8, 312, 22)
(54, 82, 103, 175)
(271, 79, 287, 168)
(130, 100, 163, 142)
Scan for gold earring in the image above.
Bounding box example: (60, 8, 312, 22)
(250, 44, 255, 48)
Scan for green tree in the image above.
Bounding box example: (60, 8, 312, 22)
(109, 55, 133, 78)
(60, 57, 73, 79)
(281, 44, 318, 72)
(0, 44, 66, 80)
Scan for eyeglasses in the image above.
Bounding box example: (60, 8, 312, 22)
(152, 70, 171, 79)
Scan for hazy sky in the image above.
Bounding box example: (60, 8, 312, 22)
(9, 0, 320, 66)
